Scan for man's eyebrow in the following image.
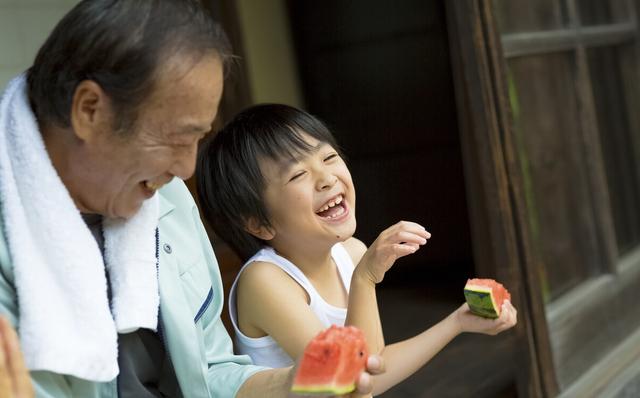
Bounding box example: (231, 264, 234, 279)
(176, 123, 212, 134)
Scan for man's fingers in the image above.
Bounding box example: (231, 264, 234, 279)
(353, 371, 372, 396)
(0, 319, 12, 398)
(1, 317, 33, 397)
(348, 355, 385, 397)
(365, 355, 384, 375)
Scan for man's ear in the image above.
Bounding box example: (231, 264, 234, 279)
(70, 80, 111, 142)
(245, 218, 276, 241)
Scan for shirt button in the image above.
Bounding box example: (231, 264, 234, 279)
(163, 243, 172, 254)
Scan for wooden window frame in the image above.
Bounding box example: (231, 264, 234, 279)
(447, 0, 640, 396)
(445, 1, 559, 396)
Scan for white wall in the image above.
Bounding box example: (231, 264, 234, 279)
(0, 0, 80, 92)
(235, 0, 303, 107)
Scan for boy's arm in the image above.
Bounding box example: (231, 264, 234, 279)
(236, 264, 385, 398)
(236, 261, 332, 358)
(343, 221, 431, 356)
(371, 310, 462, 395)
(371, 302, 518, 395)
(342, 238, 385, 354)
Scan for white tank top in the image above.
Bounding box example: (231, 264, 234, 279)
(228, 243, 355, 368)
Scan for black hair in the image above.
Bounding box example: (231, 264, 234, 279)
(27, 0, 232, 133)
(196, 103, 342, 262)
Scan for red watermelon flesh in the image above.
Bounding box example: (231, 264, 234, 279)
(291, 325, 369, 395)
(464, 278, 511, 318)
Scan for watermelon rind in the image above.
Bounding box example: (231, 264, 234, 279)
(291, 382, 356, 396)
(464, 285, 500, 318)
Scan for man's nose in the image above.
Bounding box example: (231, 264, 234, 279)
(169, 145, 198, 180)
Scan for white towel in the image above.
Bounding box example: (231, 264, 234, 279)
(0, 75, 160, 382)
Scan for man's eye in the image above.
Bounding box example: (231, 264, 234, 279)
(289, 171, 306, 182)
(324, 153, 338, 162)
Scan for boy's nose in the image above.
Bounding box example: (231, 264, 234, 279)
(316, 174, 338, 191)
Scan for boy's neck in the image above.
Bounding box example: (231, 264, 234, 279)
(271, 241, 335, 277)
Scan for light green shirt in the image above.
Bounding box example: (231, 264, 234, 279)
(0, 178, 267, 397)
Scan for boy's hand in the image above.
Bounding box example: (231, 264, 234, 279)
(453, 301, 518, 335)
(356, 221, 430, 284)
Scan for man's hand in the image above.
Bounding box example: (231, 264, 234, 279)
(347, 355, 384, 398)
(0, 316, 33, 398)
(289, 354, 384, 398)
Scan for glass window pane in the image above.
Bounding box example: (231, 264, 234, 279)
(508, 53, 604, 302)
(578, 0, 632, 25)
(493, 0, 569, 34)
(588, 45, 640, 254)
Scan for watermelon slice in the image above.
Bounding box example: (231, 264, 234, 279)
(291, 325, 369, 395)
(464, 278, 511, 318)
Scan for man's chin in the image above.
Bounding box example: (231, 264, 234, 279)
(111, 201, 145, 220)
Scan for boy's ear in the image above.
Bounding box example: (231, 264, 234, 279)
(244, 218, 276, 241)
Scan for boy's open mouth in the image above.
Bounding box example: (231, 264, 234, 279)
(315, 194, 347, 219)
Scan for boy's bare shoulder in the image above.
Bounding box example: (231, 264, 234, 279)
(341, 237, 367, 266)
(237, 260, 309, 302)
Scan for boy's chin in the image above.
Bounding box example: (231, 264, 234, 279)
(331, 221, 357, 242)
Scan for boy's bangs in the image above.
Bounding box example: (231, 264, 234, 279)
(260, 126, 322, 164)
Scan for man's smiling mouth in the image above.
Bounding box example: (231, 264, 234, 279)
(144, 180, 163, 191)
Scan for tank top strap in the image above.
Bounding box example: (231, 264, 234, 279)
(229, 247, 316, 337)
(229, 245, 354, 338)
(331, 243, 355, 294)
(257, 247, 321, 298)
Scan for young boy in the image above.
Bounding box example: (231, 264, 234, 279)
(196, 104, 517, 395)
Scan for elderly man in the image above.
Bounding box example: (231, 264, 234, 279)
(0, 1, 381, 397)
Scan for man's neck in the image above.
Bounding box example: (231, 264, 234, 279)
(41, 123, 91, 214)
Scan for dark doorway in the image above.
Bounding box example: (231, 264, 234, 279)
(287, 1, 517, 396)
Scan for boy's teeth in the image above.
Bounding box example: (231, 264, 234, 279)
(316, 195, 345, 214)
(326, 205, 345, 219)
(318, 195, 343, 212)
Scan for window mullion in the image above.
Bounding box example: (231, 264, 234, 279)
(568, 0, 620, 273)
(502, 23, 636, 58)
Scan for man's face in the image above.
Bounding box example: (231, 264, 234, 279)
(74, 54, 223, 219)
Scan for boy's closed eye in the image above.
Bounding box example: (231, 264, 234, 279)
(323, 153, 338, 162)
(288, 171, 306, 182)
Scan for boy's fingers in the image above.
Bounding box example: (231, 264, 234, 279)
(390, 221, 430, 236)
(392, 244, 419, 257)
(394, 231, 428, 245)
(501, 302, 517, 326)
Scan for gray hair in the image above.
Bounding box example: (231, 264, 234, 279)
(27, 0, 232, 133)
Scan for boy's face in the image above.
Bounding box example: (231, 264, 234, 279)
(258, 133, 357, 252)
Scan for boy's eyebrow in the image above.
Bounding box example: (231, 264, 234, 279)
(276, 142, 326, 175)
